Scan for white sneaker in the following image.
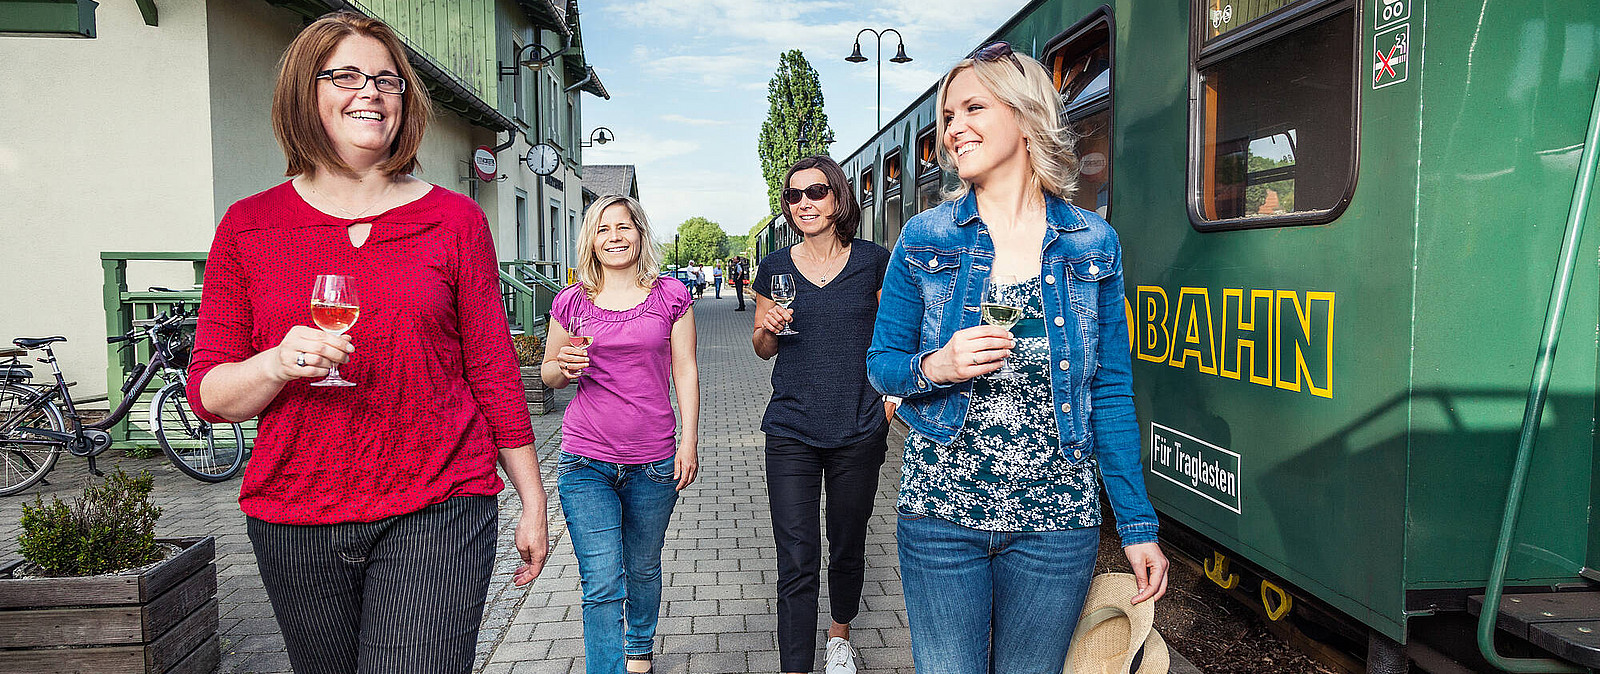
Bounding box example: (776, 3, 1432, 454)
(825, 636, 859, 674)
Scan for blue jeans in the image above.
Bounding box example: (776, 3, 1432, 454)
(557, 452, 680, 674)
(897, 511, 1099, 674)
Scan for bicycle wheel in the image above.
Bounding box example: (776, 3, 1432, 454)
(151, 382, 245, 482)
(0, 383, 63, 496)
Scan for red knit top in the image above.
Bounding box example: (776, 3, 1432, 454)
(188, 181, 535, 525)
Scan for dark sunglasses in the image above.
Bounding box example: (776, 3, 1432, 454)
(970, 41, 1026, 76)
(783, 183, 833, 205)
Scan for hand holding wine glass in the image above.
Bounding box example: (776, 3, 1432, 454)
(981, 275, 1023, 379)
(566, 316, 593, 379)
(309, 274, 360, 387)
(771, 273, 798, 336)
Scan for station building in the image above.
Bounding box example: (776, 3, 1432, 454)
(0, 0, 620, 392)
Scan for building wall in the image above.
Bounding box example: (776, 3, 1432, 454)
(207, 0, 306, 220)
(0, 0, 216, 389)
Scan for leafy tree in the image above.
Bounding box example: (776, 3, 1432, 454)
(668, 217, 728, 268)
(1244, 155, 1296, 215)
(758, 50, 834, 214)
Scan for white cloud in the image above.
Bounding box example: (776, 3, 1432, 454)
(660, 114, 732, 126)
(583, 128, 701, 165)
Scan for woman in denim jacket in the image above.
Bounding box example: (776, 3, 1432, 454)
(866, 43, 1168, 673)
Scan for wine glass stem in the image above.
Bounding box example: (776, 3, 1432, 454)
(327, 363, 341, 379)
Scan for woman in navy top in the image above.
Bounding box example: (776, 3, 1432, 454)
(752, 156, 890, 674)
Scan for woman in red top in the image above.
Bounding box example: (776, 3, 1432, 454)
(186, 12, 547, 673)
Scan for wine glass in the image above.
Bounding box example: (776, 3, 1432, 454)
(309, 274, 360, 387)
(567, 315, 593, 378)
(771, 274, 798, 335)
(981, 274, 1022, 379)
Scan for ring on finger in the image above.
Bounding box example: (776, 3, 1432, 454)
(296, 352, 307, 368)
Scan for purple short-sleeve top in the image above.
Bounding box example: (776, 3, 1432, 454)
(550, 277, 691, 464)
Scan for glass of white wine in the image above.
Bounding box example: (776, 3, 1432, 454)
(981, 274, 1023, 379)
(771, 273, 798, 335)
(309, 274, 360, 387)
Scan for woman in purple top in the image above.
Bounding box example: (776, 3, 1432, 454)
(543, 194, 700, 674)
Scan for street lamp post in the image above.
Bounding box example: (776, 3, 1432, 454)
(674, 234, 680, 268)
(846, 28, 912, 129)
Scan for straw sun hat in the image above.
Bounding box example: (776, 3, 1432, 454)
(1063, 573, 1170, 674)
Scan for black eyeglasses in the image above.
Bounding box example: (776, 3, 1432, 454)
(316, 68, 407, 95)
(970, 41, 1026, 76)
(783, 183, 833, 205)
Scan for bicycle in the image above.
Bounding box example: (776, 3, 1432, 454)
(0, 305, 246, 495)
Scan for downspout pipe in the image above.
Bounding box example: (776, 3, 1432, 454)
(1475, 74, 1600, 674)
(563, 69, 592, 94)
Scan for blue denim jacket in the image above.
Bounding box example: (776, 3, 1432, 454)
(866, 191, 1159, 546)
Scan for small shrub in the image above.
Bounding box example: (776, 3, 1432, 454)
(511, 334, 543, 368)
(18, 468, 163, 576)
(123, 445, 159, 460)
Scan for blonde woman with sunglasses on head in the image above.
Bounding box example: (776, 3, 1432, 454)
(866, 43, 1168, 673)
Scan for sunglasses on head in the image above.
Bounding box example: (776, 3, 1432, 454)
(783, 183, 833, 205)
(970, 41, 1026, 76)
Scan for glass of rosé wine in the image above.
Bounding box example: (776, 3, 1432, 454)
(568, 315, 593, 378)
(309, 274, 360, 387)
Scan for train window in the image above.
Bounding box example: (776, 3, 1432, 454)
(915, 125, 943, 212)
(1048, 15, 1112, 218)
(1190, 0, 1357, 229)
(859, 166, 874, 207)
(884, 150, 903, 195)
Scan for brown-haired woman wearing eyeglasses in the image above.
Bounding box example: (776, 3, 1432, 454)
(751, 155, 891, 674)
(185, 11, 548, 673)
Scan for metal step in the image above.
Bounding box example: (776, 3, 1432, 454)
(1468, 591, 1600, 667)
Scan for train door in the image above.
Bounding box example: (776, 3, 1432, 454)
(883, 148, 904, 246)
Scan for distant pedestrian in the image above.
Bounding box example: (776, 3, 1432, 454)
(712, 264, 723, 298)
(729, 255, 750, 311)
(186, 12, 548, 674)
(752, 155, 891, 674)
(866, 43, 1168, 673)
(689, 262, 704, 298)
(544, 195, 700, 674)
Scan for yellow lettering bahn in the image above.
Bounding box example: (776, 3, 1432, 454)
(1125, 287, 1334, 399)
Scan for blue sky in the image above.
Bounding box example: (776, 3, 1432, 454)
(577, 0, 1031, 240)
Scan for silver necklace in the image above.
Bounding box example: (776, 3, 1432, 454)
(802, 243, 850, 285)
(306, 178, 398, 219)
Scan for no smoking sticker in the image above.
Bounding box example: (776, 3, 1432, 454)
(1373, 24, 1409, 89)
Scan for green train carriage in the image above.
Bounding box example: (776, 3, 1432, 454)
(827, 0, 1600, 671)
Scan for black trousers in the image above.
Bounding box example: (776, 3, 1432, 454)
(765, 425, 889, 672)
(247, 496, 497, 674)
(734, 279, 747, 308)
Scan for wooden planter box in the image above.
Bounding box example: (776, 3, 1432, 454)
(523, 365, 557, 415)
(0, 536, 220, 674)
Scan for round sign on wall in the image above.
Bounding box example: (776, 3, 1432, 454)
(1080, 151, 1107, 177)
(472, 146, 497, 182)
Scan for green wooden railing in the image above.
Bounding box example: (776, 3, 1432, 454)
(99, 252, 257, 449)
(500, 259, 564, 335)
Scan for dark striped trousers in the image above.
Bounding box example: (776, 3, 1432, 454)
(246, 496, 497, 674)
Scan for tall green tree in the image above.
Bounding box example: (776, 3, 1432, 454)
(668, 217, 729, 267)
(758, 50, 833, 214)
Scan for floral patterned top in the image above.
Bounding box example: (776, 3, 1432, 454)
(898, 275, 1102, 532)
